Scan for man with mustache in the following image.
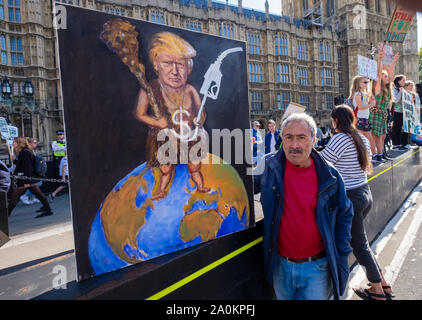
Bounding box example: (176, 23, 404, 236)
(255, 113, 354, 300)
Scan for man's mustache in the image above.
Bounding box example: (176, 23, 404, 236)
(288, 148, 303, 154)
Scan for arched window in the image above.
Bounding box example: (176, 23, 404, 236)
(0, 0, 4, 20)
(22, 110, 32, 138)
(0, 34, 6, 65)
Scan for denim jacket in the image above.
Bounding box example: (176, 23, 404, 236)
(264, 130, 282, 154)
(254, 148, 354, 300)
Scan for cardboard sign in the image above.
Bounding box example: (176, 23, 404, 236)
(381, 45, 394, 66)
(357, 55, 378, 81)
(0, 117, 8, 140)
(281, 102, 306, 123)
(402, 90, 421, 135)
(6, 126, 18, 146)
(416, 93, 421, 123)
(7, 126, 18, 139)
(386, 5, 415, 42)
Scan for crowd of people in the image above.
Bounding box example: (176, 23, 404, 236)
(347, 45, 420, 161)
(5, 129, 68, 218)
(253, 44, 421, 300)
(254, 46, 419, 165)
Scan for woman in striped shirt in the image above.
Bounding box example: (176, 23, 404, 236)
(320, 105, 394, 300)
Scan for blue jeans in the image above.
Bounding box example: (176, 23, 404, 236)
(272, 255, 333, 300)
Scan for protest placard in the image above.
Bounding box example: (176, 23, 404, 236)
(386, 5, 415, 42)
(415, 93, 421, 123)
(5, 125, 18, 147)
(281, 102, 306, 123)
(402, 90, 421, 135)
(381, 44, 394, 66)
(357, 55, 378, 81)
(0, 117, 8, 140)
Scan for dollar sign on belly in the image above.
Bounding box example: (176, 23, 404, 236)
(172, 109, 191, 140)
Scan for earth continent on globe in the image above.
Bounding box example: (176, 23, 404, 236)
(88, 153, 251, 276)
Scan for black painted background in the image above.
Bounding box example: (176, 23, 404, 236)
(57, 5, 253, 281)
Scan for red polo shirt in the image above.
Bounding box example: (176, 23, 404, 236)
(278, 158, 325, 259)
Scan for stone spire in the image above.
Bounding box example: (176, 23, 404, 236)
(238, 0, 242, 13)
(265, 0, 269, 19)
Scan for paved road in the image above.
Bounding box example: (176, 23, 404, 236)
(7, 191, 71, 237)
(394, 222, 422, 299)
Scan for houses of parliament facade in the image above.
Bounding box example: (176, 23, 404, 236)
(0, 0, 418, 155)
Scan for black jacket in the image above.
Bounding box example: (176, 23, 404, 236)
(0, 160, 10, 193)
(14, 148, 39, 186)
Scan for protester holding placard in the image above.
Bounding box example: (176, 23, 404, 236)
(369, 45, 398, 161)
(392, 75, 409, 149)
(403, 80, 421, 139)
(349, 76, 376, 155)
(404, 80, 416, 104)
(409, 83, 422, 146)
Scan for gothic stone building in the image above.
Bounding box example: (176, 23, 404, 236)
(0, 0, 64, 158)
(10, 0, 416, 155)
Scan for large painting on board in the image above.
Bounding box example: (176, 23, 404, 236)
(56, 4, 254, 280)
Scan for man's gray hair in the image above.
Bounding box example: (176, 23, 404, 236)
(280, 113, 317, 138)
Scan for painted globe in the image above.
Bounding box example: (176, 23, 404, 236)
(88, 153, 250, 276)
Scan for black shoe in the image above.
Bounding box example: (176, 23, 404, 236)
(376, 154, 383, 162)
(398, 145, 407, 150)
(35, 211, 53, 218)
(382, 153, 392, 160)
(36, 206, 47, 213)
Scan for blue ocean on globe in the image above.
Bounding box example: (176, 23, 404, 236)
(88, 159, 249, 276)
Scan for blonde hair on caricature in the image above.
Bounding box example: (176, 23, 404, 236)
(149, 32, 196, 74)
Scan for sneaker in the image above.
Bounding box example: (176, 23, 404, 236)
(376, 154, 383, 162)
(49, 194, 55, 202)
(35, 211, 53, 218)
(382, 153, 392, 160)
(398, 145, 408, 150)
(20, 195, 31, 205)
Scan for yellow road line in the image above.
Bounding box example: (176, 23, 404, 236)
(147, 149, 420, 300)
(146, 237, 263, 300)
(368, 149, 420, 182)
